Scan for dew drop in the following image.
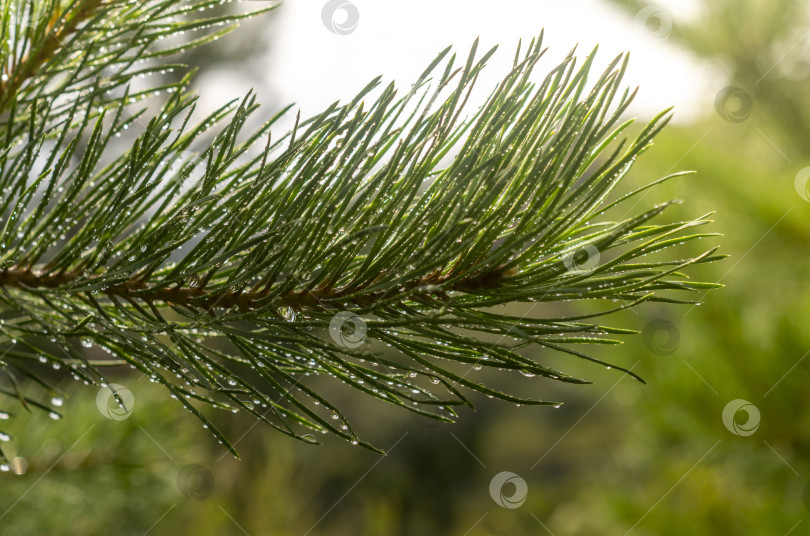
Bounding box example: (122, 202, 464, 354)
(10, 457, 28, 475)
(277, 306, 296, 322)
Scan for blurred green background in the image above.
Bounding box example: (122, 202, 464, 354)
(1, 1, 809, 534)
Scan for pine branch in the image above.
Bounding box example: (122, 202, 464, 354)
(0, 0, 103, 109)
(0, 1, 723, 456)
(0, 262, 519, 311)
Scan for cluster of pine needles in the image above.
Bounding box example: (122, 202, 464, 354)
(0, 0, 721, 455)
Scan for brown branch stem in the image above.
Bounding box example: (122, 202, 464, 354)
(0, 0, 105, 111)
(0, 265, 516, 314)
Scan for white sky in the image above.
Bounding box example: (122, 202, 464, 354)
(197, 0, 716, 129)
